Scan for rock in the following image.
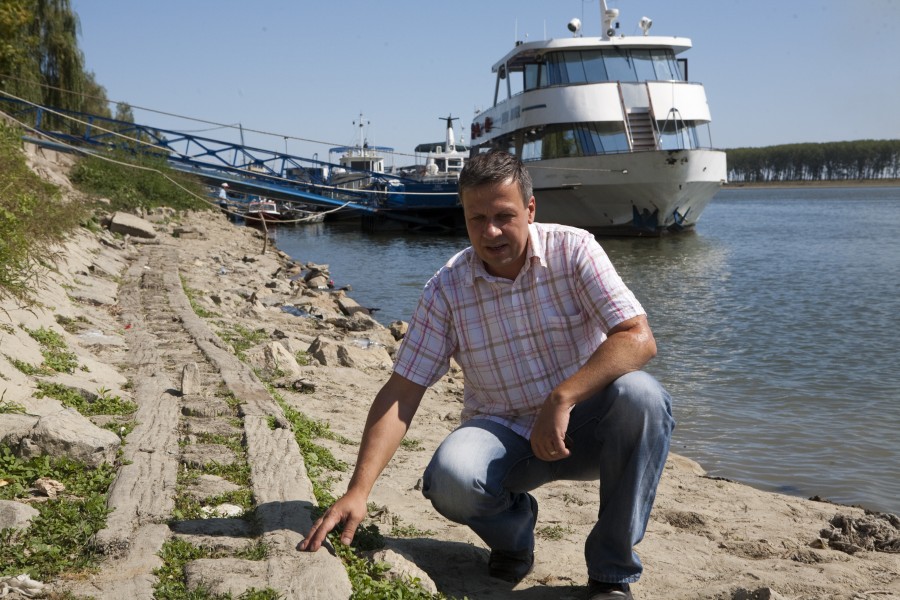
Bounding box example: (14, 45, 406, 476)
(108, 211, 157, 239)
(181, 444, 236, 468)
(244, 342, 303, 378)
(306, 275, 329, 289)
(0, 500, 40, 532)
(0, 573, 45, 598)
(0, 414, 40, 444)
(4, 408, 121, 467)
(181, 362, 201, 396)
(292, 379, 316, 393)
(307, 336, 393, 371)
(389, 320, 408, 340)
(183, 474, 241, 500)
(200, 503, 244, 518)
(183, 555, 350, 600)
(337, 296, 370, 316)
(326, 314, 380, 332)
(369, 549, 438, 595)
(172, 226, 206, 239)
(33, 477, 65, 498)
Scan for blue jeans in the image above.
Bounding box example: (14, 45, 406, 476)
(421, 371, 674, 584)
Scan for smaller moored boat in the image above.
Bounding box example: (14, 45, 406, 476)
(245, 198, 281, 224)
(387, 115, 469, 210)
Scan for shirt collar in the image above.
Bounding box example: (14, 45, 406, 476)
(465, 223, 546, 285)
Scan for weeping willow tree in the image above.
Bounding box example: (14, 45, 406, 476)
(0, 0, 111, 130)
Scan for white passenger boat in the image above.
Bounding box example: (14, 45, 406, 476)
(468, 1, 727, 234)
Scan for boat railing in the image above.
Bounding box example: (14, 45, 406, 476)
(659, 107, 687, 150)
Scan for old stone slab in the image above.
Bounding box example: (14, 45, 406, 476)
(0, 500, 40, 532)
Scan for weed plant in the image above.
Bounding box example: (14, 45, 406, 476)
(217, 324, 270, 361)
(0, 123, 88, 304)
(35, 381, 137, 416)
(182, 277, 219, 318)
(0, 446, 115, 579)
(12, 326, 81, 375)
(154, 539, 280, 600)
(1, 119, 212, 306)
(272, 393, 454, 599)
(69, 148, 209, 213)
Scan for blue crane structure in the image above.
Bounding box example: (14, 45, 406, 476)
(0, 96, 464, 232)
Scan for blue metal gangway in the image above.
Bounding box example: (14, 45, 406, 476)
(0, 95, 441, 220)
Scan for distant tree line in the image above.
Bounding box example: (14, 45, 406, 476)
(726, 139, 900, 183)
(0, 0, 134, 132)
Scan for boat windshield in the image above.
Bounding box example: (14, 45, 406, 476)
(516, 48, 683, 94)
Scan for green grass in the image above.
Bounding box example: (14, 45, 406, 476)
(271, 392, 454, 599)
(0, 123, 89, 304)
(400, 437, 423, 451)
(0, 390, 26, 414)
(0, 446, 116, 579)
(1, 119, 212, 307)
(216, 324, 270, 361)
(69, 148, 209, 214)
(22, 326, 81, 375)
(390, 522, 437, 539)
(154, 539, 281, 600)
(182, 277, 219, 318)
(35, 381, 137, 416)
(537, 524, 573, 541)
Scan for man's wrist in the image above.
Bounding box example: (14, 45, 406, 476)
(547, 390, 576, 410)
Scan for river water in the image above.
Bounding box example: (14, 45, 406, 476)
(266, 186, 900, 514)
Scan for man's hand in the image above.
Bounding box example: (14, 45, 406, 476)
(530, 398, 572, 461)
(298, 491, 368, 552)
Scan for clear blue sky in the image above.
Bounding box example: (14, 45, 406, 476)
(71, 0, 899, 163)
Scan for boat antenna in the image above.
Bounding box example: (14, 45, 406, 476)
(600, 0, 619, 40)
(353, 112, 370, 151)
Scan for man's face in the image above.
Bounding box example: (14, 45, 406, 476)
(461, 178, 536, 280)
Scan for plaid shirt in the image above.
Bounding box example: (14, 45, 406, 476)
(394, 222, 645, 438)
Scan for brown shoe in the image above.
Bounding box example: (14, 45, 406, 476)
(488, 548, 534, 583)
(587, 580, 633, 600)
(488, 493, 538, 583)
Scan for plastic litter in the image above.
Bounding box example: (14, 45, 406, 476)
(0, 574, 45, 598)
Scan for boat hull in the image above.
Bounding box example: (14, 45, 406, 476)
(528, 148, 726, 235)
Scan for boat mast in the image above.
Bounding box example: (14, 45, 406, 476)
(440, 114, 458, 152)
(353, 112, 369, 156)
(599, 0, 619, 41)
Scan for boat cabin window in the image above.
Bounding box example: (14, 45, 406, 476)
(632, 50, 657, 82)
(603, 49, 637, 82)
(582, 51, 609, 82)
(521, 122, 630, 161)
(524, 63, 541, 91)
(651, 50, 679, 80)
(516, 48, 683, 93)
(657, 120, 711, 151)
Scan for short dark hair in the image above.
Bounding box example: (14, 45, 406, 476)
(458, 150, 533, 206)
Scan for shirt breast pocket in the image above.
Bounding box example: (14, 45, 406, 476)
(540, 312, 588, 370)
